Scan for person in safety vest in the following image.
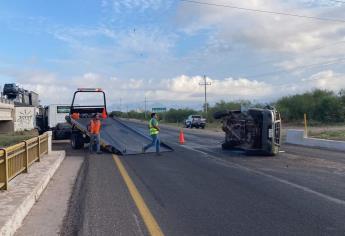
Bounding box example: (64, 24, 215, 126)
(89, 114, 102, 154)
(142, 113, 161, 155)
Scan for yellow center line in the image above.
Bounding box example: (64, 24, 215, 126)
(112, 154, 164, 236)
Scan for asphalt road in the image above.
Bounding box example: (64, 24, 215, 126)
(61, 120, 345, 236)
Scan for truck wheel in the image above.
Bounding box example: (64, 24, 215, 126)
(71, 133, 84, 149)
(222, 142, 236, 150)
(213, 110, 229, 119)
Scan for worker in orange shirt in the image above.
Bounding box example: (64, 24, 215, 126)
(89, 114, 102, 154)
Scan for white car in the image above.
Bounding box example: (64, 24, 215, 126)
(185, 115, 206, 129)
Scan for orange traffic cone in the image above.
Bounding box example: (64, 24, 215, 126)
(101, 108, 107, 119)
(179, 128, 185, 144)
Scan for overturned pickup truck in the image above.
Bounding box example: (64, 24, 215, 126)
(214, 106, 281, 155)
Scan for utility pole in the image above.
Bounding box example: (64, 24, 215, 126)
(144, 96, 147, 119)
(120, 98, 122, 113)
(199, 75, 211, 114)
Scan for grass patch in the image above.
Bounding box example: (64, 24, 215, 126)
(0, 130, 38, 147)
(309, 130, 345, 141)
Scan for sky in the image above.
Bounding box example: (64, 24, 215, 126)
(0, 0, 344, 111)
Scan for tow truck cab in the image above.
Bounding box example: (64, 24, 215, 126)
(66, 88, 107, 149)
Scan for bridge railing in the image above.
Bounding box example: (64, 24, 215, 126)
(0, 132, 49, 190)
(0, 97, 14, 105)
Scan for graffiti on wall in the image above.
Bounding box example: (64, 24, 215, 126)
(17, 109, 33, 125)
(15, 107, 35, 131)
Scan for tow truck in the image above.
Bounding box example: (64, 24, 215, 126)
(65, 88, 172, 155)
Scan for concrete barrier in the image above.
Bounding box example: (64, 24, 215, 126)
(0, 101, 14, 133)
(286, 129, 345, 152)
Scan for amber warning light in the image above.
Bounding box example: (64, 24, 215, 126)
(77, 88, 103, 92)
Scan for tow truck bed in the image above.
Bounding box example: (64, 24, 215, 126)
(69, 116, 173, 155)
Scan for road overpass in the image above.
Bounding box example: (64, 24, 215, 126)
(0, 98, 14, 133)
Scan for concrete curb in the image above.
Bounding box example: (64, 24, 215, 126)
(286, 129, 345, 152)
(0, 151, 66, 236)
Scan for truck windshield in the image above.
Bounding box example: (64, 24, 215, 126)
(73, 92, 105, 107)
(192, 116, 201, 118)
(4, 84, 15, 88)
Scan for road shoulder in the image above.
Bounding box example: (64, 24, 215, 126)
(15, 152, 84, 236)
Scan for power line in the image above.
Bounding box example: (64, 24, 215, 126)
(328, 0, 345, 3)
(247, 39, 345, 69)
(243, 57, 345, 79)
(179, 0, 345, 23)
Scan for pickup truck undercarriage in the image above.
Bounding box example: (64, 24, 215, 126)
(214, 107, 281, 155)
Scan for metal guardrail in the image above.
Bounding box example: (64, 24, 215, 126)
(0, 97, 14, 105)
(0, 132, 49, 190)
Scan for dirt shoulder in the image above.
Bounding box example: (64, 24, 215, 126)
(284, 124, 345, 141)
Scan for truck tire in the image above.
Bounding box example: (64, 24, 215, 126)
(71, 133, 84, 149)
(221, 141, 237, 150)
(213, 110, 229, 119)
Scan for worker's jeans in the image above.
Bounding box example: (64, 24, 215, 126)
(90, 133, 100, 153)
(144, 134, 160, 153)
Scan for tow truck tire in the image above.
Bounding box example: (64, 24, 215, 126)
(71, 133, 84, 149)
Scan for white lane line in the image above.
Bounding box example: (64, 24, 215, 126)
(133, 213, 145, 236)
(182, 145, 345, 207)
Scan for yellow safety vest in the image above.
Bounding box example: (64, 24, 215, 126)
(149, 118, 159, 135)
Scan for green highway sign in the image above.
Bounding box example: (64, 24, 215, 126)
(152, 107, 167, 113)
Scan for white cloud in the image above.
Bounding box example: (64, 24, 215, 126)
(176, 0, 345, 54)
(166, 75, 272, 99)
(3, 70, 272, 105)
(49, 25, 177, 69)
(2, 0, 345, 109)
(101, 0, 171, 13)
(2, 67, 345, 109)
(302, 70, 345, 91)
